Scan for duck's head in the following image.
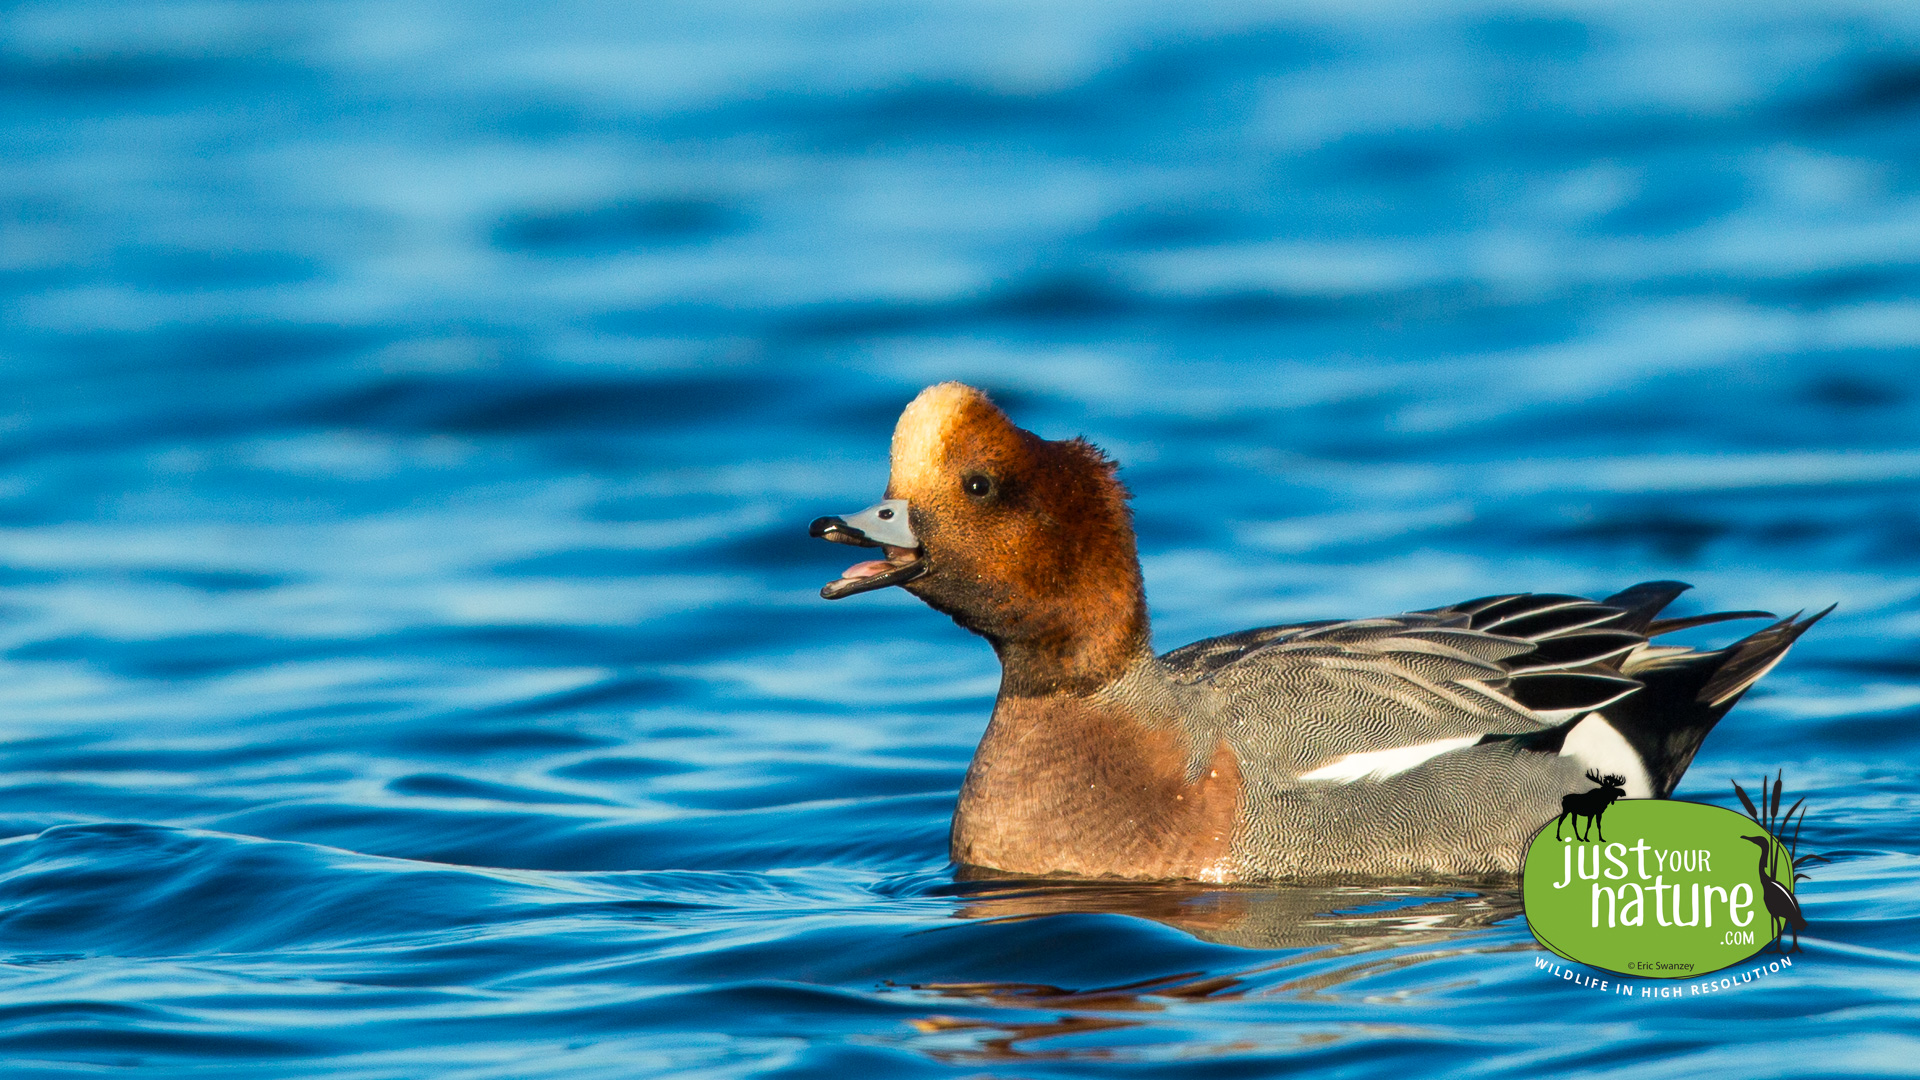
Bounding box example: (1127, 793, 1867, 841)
(810, 382, 1149, 695)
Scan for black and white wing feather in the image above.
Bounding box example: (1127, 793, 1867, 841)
(1161, 587, 1711, 778)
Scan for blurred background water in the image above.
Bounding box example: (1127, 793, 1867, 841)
(3, 0, 1919, 1076)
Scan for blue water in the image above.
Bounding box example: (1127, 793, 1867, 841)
(3, 1, 1919, 1075)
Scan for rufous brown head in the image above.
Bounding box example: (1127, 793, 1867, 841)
(810, 383, 1150, 696)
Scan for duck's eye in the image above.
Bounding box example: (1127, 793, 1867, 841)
(963, 474, 994, 499)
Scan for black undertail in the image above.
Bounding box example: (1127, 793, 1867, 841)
(1608, 606, 1833, 796)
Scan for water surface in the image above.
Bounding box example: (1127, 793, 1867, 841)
(3, 1, 1919, 1075)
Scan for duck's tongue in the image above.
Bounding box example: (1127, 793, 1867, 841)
(819, 545, 927, 599)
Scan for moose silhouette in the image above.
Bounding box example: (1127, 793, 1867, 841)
(1555, 770, 1628, 842)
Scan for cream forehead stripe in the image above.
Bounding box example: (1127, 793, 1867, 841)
(889, 382, 983, 492)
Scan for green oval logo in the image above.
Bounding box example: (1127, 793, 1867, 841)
(1522, 800, 1796, 978)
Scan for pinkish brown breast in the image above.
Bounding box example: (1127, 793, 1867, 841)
(949, 695, 1244, 880)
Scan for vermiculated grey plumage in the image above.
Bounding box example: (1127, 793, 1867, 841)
(1104, 582, 1828, 880)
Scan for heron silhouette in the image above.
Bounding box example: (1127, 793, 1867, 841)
(1741, 834, 1807, 952)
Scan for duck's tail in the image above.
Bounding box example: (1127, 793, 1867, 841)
(1459, 582, 1831, 798)
(1597, 585, 1833, 798)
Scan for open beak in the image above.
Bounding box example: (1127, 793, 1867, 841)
(809, 498, 927, 599)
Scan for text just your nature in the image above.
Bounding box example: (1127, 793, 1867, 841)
(1552, 837, 1756, 931)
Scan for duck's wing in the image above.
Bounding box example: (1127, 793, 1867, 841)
(1185, 601, 1641, 777)
(1159, 584, 1692, 682)
(1177, 582, 1801, 789)
(1159, 619, 1346, 679)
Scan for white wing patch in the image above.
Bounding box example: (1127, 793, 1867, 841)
(1300, 736, 1480, 783)
(1558, 714, 1653, 798)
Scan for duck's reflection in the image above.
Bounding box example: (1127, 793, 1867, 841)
(901, 875, 1528, 1063)
(941, 871, 1523, 951)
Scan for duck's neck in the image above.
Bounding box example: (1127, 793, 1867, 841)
(985, 563, 1152, 698)
(991, 625, 1150, 697)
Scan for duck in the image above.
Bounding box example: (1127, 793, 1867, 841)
(809, 382, 1830, 882)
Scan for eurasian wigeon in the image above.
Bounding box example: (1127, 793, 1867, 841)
(810, 383, 1828, 882)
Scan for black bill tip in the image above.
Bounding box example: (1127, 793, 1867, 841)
(810, 515, 880, 548)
